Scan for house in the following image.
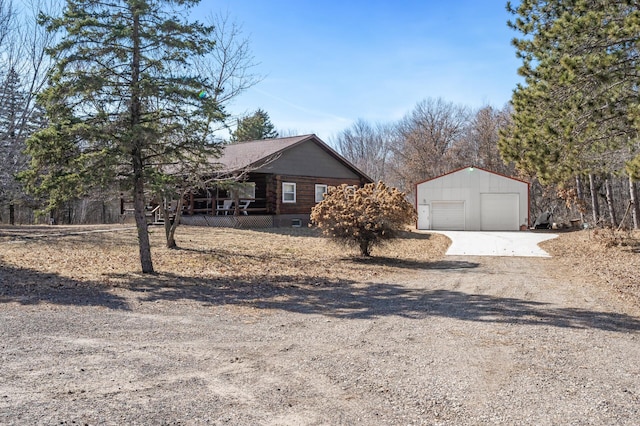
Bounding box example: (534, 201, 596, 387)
(181, 134, 373, 227)
(415, 166, 529, 231)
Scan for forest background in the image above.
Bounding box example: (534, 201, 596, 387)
(1, 0, 639, 231)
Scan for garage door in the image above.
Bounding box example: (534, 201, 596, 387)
(431, 201, 465, 230)
(480, 193, 519, 231)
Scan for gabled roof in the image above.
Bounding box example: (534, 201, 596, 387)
(415, 165, 529, 187)
(214, 134, 373, 182)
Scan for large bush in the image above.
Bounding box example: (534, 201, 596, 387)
(310, 182, 416, 256)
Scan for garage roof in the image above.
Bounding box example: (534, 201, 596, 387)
(415, 165, 529, 186)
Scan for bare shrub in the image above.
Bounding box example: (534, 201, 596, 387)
(310, 182, 416, 257)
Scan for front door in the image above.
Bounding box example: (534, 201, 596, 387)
(417, 205, 430, 229)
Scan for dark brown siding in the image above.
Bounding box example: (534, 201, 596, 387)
(187, 171, 366, 217)
(275, 175, 362, 215)
(254, 140, 361, 179)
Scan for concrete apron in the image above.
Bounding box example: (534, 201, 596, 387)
(426, 230, 559, 257)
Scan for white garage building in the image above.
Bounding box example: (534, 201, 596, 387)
(415, 166, 529, 231)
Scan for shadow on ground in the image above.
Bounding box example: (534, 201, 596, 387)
(177, 244, 475, 272)
(113, 270, 640, 333)
(244, 228, 435, 241)
(349, 257, 479, 270)
(2, 260, 639, 333)
(0, 262, 129, 310)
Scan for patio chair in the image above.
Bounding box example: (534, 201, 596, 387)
(239, 200, 252, 215)
(217, 199, 233, 215)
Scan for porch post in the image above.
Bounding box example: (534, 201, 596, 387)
(275, 174, 281, 215)
(233, 190, 240, 216)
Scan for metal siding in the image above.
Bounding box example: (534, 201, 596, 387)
(417, 168, 529, 231)
(431, 201, 465, 230)
(480, 193, 519, 231)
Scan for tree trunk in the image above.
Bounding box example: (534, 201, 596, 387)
(132, 173, 153, 272)
(163, 200, 176, 249)
(359, 239, 372, 257)
(604, 177, 617, 228)
(133, 162, 154, 273)
(9, 203, 14, 226)
(589, 174, 600, 225)
(130, 9, 154, 273)
(575, 175, 585, 223)
(233, 190, 240, 216)
(163, 191, 185, 249)
(629, 175, 639, 230)
(169, 195, 185, 247)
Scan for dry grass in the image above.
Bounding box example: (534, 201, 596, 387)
(0, 225, 450, 289)
(2, 225, 638, 309)
(541, 228, 640, 307)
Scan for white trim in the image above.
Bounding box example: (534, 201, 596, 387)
(315, 184, 328, 203)
(282, 182, 296, 203)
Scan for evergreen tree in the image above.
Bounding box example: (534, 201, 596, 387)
(0, 68, 46, 214)
(0, 68, 22, 140)
(0, 68, 24, 209)
(230, 108, 278, 142)
(21, 0, 223, 273)
(501, 0, 640, 183)
(500, 0, 640, 228)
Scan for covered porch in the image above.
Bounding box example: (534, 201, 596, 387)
(182, 173, 273, 217)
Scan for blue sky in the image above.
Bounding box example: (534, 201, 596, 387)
(195, 1, 521, 141)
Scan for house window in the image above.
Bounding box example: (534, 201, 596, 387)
(315, 184, 328, 203)
(282, 182, 296, 203)
(235, 182, 256, 199)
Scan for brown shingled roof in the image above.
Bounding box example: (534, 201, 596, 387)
(212, 134, 372, 182)
(213, 134, 314, 172)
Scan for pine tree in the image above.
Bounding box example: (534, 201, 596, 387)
(0, 68, 45, 213)
(500, 0, 640, 228)
(21, 0, 223, 273)
(0, 68, 22, 209)
(502, 0, 640, 178)
(230, 108, 278, 142)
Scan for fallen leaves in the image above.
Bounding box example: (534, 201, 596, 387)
(0, 225, 450, 288)
(541, 229, 640, 307)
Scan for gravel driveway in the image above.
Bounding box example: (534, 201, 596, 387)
(1, 255, 639, 425)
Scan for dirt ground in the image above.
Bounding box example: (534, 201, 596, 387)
(0, 225, 639, 425)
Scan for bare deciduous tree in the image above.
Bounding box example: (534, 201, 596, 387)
(195, 11, 262, 128)
(388, 98, 470, 195)
(332, 119, 393, 183)
(0, 0, 60, 223)
(155, 10, 263, 248)
(452, 105, 514, 175)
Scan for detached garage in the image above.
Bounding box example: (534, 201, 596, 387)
(416, 166, 529, 231)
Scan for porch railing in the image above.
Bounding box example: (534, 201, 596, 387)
(184, 197, 269, 216)
(180, 214, 274, 228)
